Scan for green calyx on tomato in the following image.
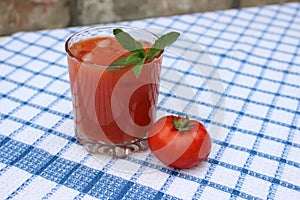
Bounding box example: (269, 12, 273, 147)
(172, 115, 195, 132)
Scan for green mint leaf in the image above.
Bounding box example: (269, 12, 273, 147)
(110, 51, 144, 66)
(110, 28, 180, 78)
(113, 28, 146, 56)
(133, 56, 146, 77)
(147, 31, 180, 60)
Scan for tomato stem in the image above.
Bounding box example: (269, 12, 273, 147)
(172, 115, 195, 132)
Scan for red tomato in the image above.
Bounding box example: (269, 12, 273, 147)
(148, 115, 211, 169)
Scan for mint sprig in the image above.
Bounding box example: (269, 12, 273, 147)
(109, 28, 180, 77)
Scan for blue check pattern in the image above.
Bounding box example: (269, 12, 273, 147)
(1, 2, 300, 200)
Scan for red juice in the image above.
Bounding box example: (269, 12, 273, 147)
(66, 36, 162, 146)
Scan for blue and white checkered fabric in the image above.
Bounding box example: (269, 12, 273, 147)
(1, 2, 300, 199)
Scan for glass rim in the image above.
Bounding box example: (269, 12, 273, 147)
(65, 25, 164, 67)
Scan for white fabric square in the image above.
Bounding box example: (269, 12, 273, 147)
(242, 175, 272, 199)
(34, 112, 62, 128)
(172, 20, 191, 31)
(8, 69, 33, 83)
(59, 72, 71, 82)
(256, 79, 281, 93)
(0, 64, 15, 77)
(182, 161, 211, 180)
(277, 43, 297, 54)
(270, 109, 294, 125)
(285, 73, 300, 85)
(0, 119, 23, 136)
(27, 74, 52, 89)
(19, 32, 41, 43)
(222, 57, 245, 72)
(201, 185, 231, 200)
(235, 74, 257, 88)
(257, 138, 285, 157)
(43, 65, 66, 78)
(50, 98, 72, 114)
(5, 39, 27, 51)
(106, 159, 140, 180)
(30, 93, 57, 108)
(249, 156, 279, 177)
(35, 36, 57, 47)
(166, 177, 199, 199)
(61, 143, 88, 163)
(37, 134, 69, 155)
(216, 39, 234, 49)
(196, 90, 216, 106)
(0, 98, 20, 115)
(238, 116, 263, 133)
(251, 90, 274, 105)
(22, 45, 45, 57)
(136, 168, 169, 190)
(280, 84, 300, 98)
(284, 31, 299, 45)
(0, 48, 14, 61)
(172, 83, 198, 101)
(230, 131, 256, 149)
(6, 54, 31, 67)
(272, 50, 294, 63)
(235, 42, 254, 55)
(219, 148, 249, 167)
(281, 164, 300, 186)
(275, 186, 300, 200)
(81, 194, 100, 200)
(252, 47, 273, 60)
(56, 56, 68, 66)
(263, 32, 282, 44)
(263, 69, 285, 83)
(187, 102, 213, 119)
(258, 39, 277, 50)
(0, 166, 32, 199)
(46, 81, 69, 95)
(39, 50, 62, 62)
(24, 59, 49, 72)
(268, 60, 289, 71)
(47, 185, 79, 200)
(55, 118, 74, 137)
(275, 96, 298, 111)
(210, 165, 240, 188)
(219, 68, 236, 83)
(84, 154, 112, 171)
(223, 111, 238, 127)
(240, 63, 263, 77)
(246, 102, 269, 118)
(162, 91, 189, 113)
(12, 105, 41, 121)
(13, 126, 44, 145)
(287, 146, 300, 164)
(210, 125, 230, 143)
(247, 55, 268, 67)
(262, 123, 290, 139)
(10, 87, 36, 101)
(14, 176, 57, 200)
(229, 86, 251, 99)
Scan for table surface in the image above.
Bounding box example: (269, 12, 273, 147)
(0, 2, 299, 200)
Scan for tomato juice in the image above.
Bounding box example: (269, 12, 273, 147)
(66, 32, 162, 152)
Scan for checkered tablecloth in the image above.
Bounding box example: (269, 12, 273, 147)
(1, 2, 299, 200)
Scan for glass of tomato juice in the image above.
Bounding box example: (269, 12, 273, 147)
(65, 26, 163, 157)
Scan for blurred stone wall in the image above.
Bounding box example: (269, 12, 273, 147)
(0, 0, 297, 36)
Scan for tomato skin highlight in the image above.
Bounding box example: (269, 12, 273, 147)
(148, 116, 211, 169)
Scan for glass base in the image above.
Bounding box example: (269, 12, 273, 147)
(75, 128, 148, 158)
